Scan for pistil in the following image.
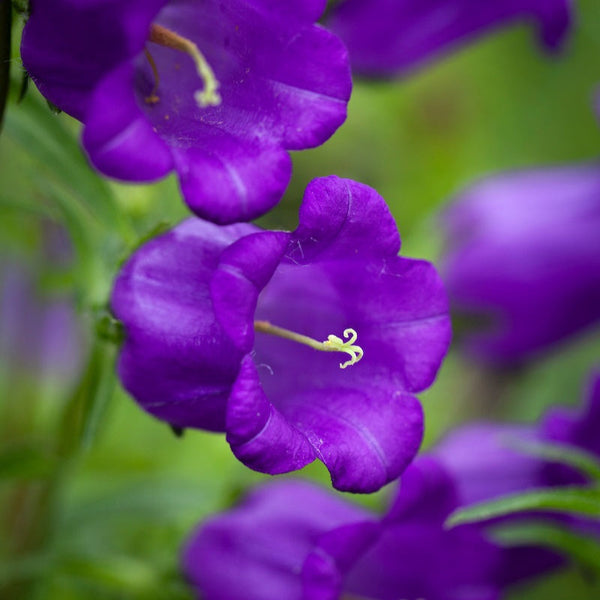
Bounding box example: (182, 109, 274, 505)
(254, 321, 364, 369)
(147, 23, 221, 107)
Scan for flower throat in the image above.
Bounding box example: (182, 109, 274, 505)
(145, 23, 221, 107)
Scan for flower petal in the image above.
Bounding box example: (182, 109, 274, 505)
(172, 139, 292, 224)
(183, 480, 372, 600)
(111, 219, 255, 430)
(22, 0, 165, 118)
(328, 0, 571, 77)
(226, 356, 317, 474)
(83, 63, 173, 181)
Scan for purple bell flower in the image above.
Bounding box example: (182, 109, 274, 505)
(1, 225, 84, 386)
(433, 371, 600, 583)
(21, 0, 351, 224)
(111, 176, 451, 492)
(182, 457, 505, 600)
(441, 164, 600, 364)
(435, 371, 600, 505)
(327, 0, 571, 77)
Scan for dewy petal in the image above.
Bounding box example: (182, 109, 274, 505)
(441, 164, 600, 364)
(327, 0, 571, 77)
(182, 480, 375, 600)
(24, 0, 351, 224)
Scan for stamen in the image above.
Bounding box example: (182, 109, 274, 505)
(254, 321, 364, 369)
(144, 49, 161, 105)
(148, 23, 221, 108)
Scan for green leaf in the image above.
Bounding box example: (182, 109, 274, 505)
(4, 83, 135, 245)
(493, 520, 600, 576)
(0, 444, 53, 481)
(0, 554, 53, 586)
(446, 486, 600, 528)
(0, 0, 11, 133)
(57, 339, 117, 458)
(509, 439, 600, 482)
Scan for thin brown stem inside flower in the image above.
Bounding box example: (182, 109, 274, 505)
(143, 48, 161, 104)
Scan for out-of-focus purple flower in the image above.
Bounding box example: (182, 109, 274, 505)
(432, 372, 600, 583)
(111, 176, 451, 492)
(441, 164, 600, 364)
(0, 262, 81, 380)
(435, 371, 600, 505)
(182, 457, 504, 600)
(0, 227, 84, 383)
(21, 1, 351, 224)
(327, 0, 571, 77)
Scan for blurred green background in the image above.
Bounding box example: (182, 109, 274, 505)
(1, 0, 599, 598)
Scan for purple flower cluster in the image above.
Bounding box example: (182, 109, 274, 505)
(18, 1, 600, 599)
(111, 176, 451, 492)
(183, 371, 600, 599)
(183, 458, 505, 600)
(436, 371, 600, 504)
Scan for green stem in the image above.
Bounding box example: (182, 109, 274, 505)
(0, 337, 117, 596)
(0, 0, 11, 133)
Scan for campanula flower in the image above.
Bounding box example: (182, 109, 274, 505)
(182, 458, 505, 600)
(441, 164, 600, 364)
(1, 227, 84, 385)
(327, 0, 571, 77)
(435, 371, 600, 504)
(433, 372, 600, 583)
(21, 0, 351, 223)
(111, 176, 451, 492)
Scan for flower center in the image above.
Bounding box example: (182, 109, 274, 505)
(145, 23, 221, 108)
(254, 321, 364, 369)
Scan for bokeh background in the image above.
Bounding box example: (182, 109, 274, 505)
(1, 0, 599, 597)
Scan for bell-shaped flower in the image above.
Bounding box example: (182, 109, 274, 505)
(433, 371, 600, 583)
(435, 370, 600, 505)
(182, 458, 507, 600)
(21, 0, 351, 224)
(440, 164, 600, 364)
(1, 227, 85, 388)
(327, 0, 571, 77)
(111, 176, 451, 492)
